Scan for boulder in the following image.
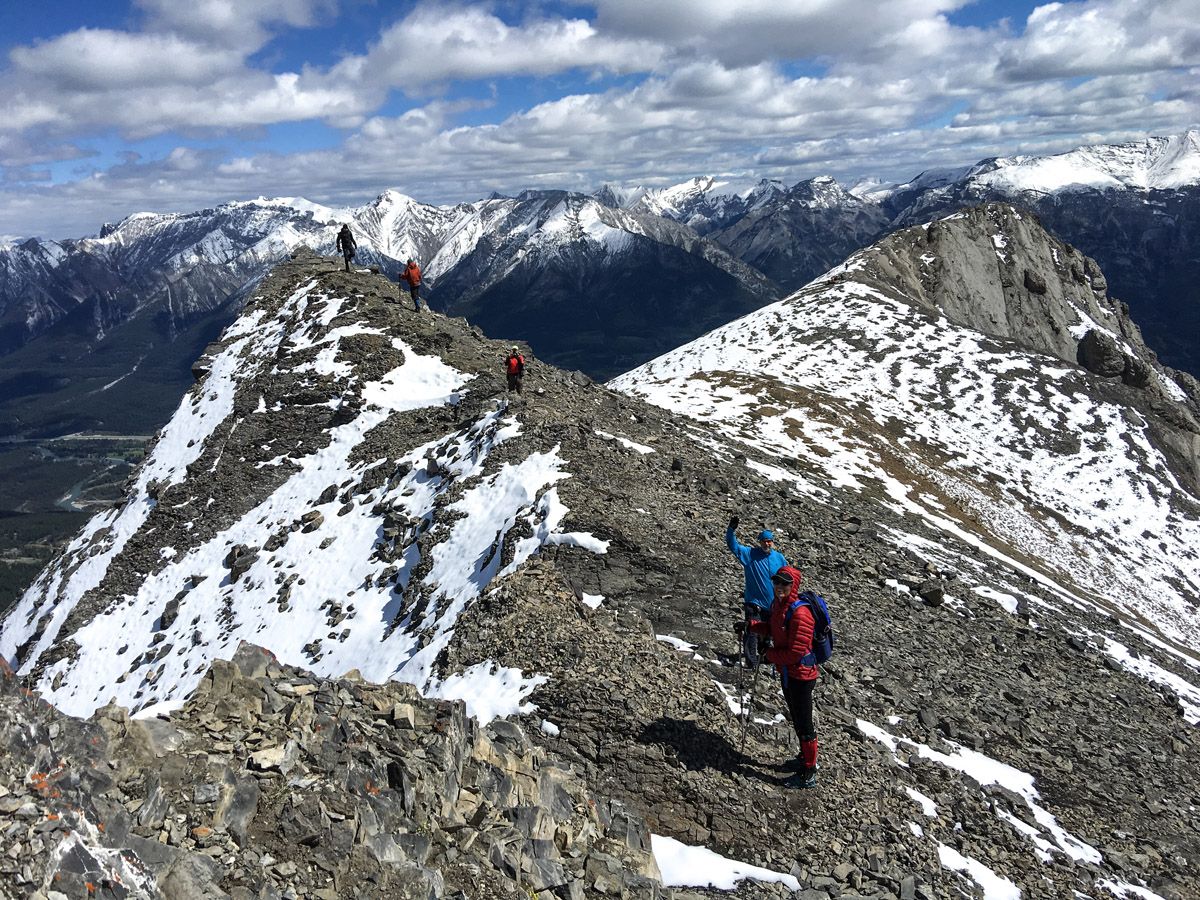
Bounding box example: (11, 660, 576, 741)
(223, 545, 258, 581)
(1023, 269, 1048, 295)
(1122, 356, 1153, 389)
(917, 580, 945, 606)
(1078, 329, 1125, 377)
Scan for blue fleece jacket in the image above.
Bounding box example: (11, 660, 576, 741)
(726, 528, 787, 611)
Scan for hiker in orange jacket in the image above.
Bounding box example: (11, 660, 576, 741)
(504, 347, 525, 392)
(401, 259, 422, 310)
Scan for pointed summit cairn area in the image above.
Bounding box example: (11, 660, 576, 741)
(2, 227, 1200, 899)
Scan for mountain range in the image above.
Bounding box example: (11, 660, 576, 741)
(2, 199, 1198, 898)
(0, 188, 775, 439)
(3, 131, 1199, 442)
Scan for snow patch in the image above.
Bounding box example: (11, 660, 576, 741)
(651, 834, 800, 891)
(427, 661, 548, 725)
(938, 844, 1022, 900)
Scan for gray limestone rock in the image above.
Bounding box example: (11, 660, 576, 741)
(1078, 328, 1126, 377)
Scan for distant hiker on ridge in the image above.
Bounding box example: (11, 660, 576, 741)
(726, 517, 786, 667)
(505, 346, 526, 393)
(336, 224, 356, 272)
(401, 258, 423, 310)
(750, 566, 821, 788)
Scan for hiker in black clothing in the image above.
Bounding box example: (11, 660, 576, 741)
(336, 224, 357, 271)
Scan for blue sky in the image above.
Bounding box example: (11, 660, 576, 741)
(1, 0, 1197, 238)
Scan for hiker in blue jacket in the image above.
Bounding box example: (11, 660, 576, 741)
(726, 516, 786, 667)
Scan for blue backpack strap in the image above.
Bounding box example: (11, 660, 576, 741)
(783, 598, 805, 625)
(786, 594, 822, 667)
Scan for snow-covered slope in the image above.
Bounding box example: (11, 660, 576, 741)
(969, 130, 1200, 194)
(614, 203, 1200, 655)
(0, 253, 608, 717)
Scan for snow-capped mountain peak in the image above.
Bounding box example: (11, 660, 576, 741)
(786, 175, 862, 209)
(592, 182, 649, 208)
(970, 130, 1200, 193)
(742, 177, 787, 209)
(631, 176, 747, 235)
(637, 176, 722, 215)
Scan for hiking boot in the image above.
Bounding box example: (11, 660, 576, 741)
(781, 757, 821, 772)
(784, 768, 817, 789)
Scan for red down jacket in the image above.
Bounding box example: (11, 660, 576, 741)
(752, 565, 818, 682)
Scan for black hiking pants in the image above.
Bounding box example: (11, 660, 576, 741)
(782, 676, 816, 740)
(742, 603, 768, 666)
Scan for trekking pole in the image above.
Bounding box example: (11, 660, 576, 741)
(739, 659, 763, 756)
(729, 621, 746, 725)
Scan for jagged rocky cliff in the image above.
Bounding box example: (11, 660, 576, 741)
(2, 228, 1200, 899)
(884, 133, 1200, 376)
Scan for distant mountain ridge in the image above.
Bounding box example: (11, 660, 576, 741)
(967, 130, 1200, 193)
(0, 189, 775, 437)
(624, 129, 1200, 375)
(3, 129, 1200, 444)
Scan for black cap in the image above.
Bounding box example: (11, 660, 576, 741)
(771, 570, 794, 585)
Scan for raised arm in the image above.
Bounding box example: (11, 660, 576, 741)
(725, 518, 751, 565)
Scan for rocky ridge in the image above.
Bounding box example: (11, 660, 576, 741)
(860, 203, 1200, 490)
(0, 643, 665, 900)
(1, 243, 1199, 899)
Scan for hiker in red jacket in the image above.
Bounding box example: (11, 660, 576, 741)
(400, 259, 422, 310)
(504, 347, 525, 392)
(752, 565, 820, 788)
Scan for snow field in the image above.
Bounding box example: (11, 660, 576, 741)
(612, 274, 1200, 655)
(937, 844, 1021, 900)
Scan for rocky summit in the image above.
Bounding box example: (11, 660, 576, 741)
(2, 215, 1200, 900)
